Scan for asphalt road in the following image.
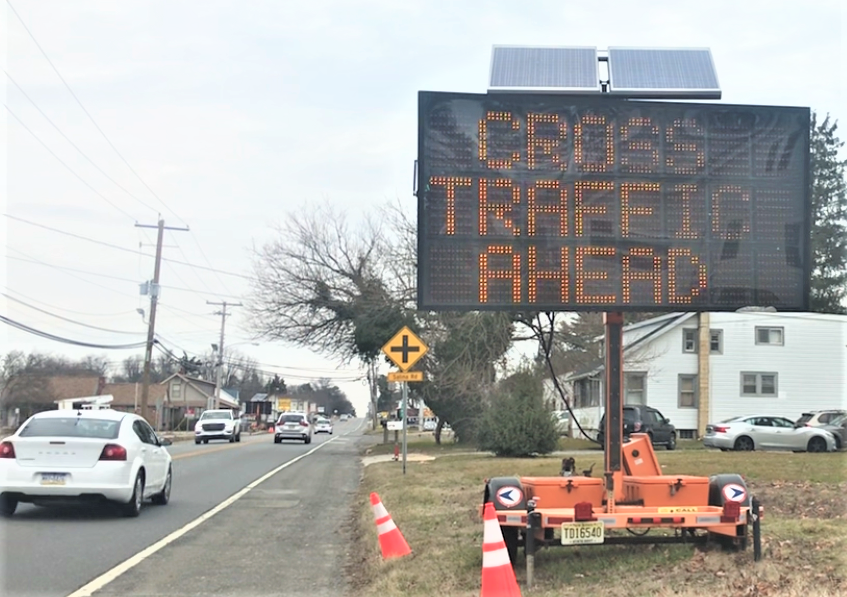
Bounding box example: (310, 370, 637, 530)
(1, 418, 367, 597)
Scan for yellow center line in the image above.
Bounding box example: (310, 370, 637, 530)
(170, 435, 268, 461)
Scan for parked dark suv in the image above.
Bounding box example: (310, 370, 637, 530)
(597, 405, 677, 450)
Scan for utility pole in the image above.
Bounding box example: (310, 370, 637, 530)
(136, 218, 189, 423)
(207, 300, 242, 410)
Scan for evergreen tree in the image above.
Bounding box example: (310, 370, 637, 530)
(810, 113, 847, 313)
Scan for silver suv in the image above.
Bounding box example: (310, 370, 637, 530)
(274, 412, 312, 444)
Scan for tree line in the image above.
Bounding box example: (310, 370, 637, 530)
(0, 349, 355, 423)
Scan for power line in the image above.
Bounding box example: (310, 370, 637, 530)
(0, 313, 148, 349)
(5, 0, 181, 225)
(4, 214, 251, 279)
(6, 0, 236, 298)
(2, 286, 136, 318)
(4, 70, 159, 216)
(6, 251, 244, 299)
(2, 292, 147, 335)
(4, 253, 220, 328)
(4, 104, 137, 221)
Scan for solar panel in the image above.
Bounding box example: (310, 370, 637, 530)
(607, 47, 721, 99)
(489, 46, 601, 93)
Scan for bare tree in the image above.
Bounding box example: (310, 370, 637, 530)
(414, 311, 515, 443)
(248, 203, 409, 427)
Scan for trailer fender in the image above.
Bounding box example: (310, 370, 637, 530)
(483, 477, 527, 511)
(708, 473, 751, 509)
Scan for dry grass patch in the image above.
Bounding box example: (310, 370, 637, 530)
(347, 451, 847, 597)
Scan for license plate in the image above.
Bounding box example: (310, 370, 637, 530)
(561, 521, 605, 545)
(40, 473, 67, 486)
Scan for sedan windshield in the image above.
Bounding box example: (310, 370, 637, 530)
(280, 415, 304, 423)
(19, 417, 121, 439)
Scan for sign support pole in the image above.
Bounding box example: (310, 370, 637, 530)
(401, 381, 408, 475)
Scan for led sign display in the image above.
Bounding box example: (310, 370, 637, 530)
(417, 91, 810, 311)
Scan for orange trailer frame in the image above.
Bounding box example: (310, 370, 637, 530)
(481, 313, 763, 585)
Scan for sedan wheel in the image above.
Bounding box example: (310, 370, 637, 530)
(734, 436, 754, 451)
(0, 494, 18, 518)
(807, 436, 827, 453)
(152, 467, 172, 505)
(122, 473, 144, 518)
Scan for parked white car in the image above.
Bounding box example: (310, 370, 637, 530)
(0, 408, 173, 518)
(703, 415, 837, 453)
(194, 409, 241, 444)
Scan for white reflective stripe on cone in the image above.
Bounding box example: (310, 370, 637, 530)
(377, 519, 398, 535)
(482, 516, 502, 540)
(482, 546, 511, 569)
(372, 502, 389, 519)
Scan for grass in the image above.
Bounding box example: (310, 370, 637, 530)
(347, 449, 847, 597)
(365, 432, 707, 457)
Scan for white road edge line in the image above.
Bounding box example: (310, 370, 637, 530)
(66, 421, 363, 597)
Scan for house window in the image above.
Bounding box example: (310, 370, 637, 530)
(709, 329, 723, 354)
(741, 372, 778, 397)
(574, 378, 602, 408)
(172, 382, 181, 398)
(678, 374, 698, 408)
(682, 329, 697, 353)
(625, 373, 646, 405)
(755, 327, 784, 346)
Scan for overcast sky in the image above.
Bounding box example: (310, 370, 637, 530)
(1, 0, 845, 414)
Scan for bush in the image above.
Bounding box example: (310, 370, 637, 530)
(476, 370, 559, 457)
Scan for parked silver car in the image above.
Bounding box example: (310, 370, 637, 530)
(703, 415, 837, 453)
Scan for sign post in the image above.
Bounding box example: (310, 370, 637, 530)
(381, 326, 429, 475)
(401, 381, 408, 474)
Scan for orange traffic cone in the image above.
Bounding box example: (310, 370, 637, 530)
(370, 492, 412, 559)
(480, 502, 521, 597)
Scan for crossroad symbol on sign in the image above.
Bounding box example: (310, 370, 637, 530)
(381, 326, 428, 372)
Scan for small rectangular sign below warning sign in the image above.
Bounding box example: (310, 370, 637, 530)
(387, 371, 424, 382)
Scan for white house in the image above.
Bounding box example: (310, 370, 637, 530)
(546, 312, 847, 440)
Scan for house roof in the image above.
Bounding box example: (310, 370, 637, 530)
(565, 313, 693, 382)
(159, 373, 238, 408)
(48, 375, 101, 401)
(100, 382, 167, 408)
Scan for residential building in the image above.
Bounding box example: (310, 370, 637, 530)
(157, 373, 240, 430)
(0, 374, 105, 428)
(99, 382, 168, 415)
(545, 312, 847, 440)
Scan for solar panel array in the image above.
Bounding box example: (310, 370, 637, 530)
(489, 46, 600, 93)
(607, 47, 720, 98)
(487, 46, 721, 100)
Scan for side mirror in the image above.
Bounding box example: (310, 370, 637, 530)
(158, 435, 173, 446)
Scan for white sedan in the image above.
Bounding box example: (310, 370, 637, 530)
(0, 408, 173, 518)
(703, 414, 837, 452)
